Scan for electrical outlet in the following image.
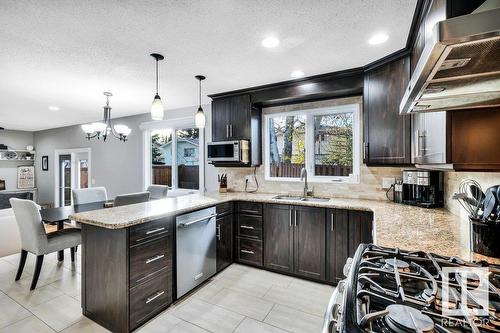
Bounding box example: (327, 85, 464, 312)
(245, 175, 253, 183)
(91, 178, 96, 185)
(382, 177, 395, 189)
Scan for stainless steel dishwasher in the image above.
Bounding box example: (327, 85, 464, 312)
(176, 207, 217, 298)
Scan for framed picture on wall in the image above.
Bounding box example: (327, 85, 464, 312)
(42, 155, 49, 171)
(17, 166, 35, 189)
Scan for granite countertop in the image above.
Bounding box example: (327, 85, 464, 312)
(69, 191, 499, 265)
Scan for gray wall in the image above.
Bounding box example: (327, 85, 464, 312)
(0, 130, 34, 190)
(33, 105, 217, 205)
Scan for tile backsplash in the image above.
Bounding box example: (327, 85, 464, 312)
(444, 171, 500, 219)
(218, 165, 402, 201)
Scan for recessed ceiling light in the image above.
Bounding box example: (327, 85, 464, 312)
(48, 106, 60, 111)
(262, 36, 280, 48)
(291, 70, 305, 78)
(368, 33, 389, 45)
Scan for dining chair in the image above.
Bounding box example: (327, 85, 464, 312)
(72, 187, 108, 205)
(114, 192, 150, 207)
(9, 198, 81, 290)
(147, 185, 169, 200)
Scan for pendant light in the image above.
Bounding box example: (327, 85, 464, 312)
(150, 53, 165, 120)
(195, 75, 206, 128)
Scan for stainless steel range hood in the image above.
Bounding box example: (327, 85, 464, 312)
(400, 0, 500, 114)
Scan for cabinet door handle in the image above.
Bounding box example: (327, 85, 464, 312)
(145, 254, 165, 264)
(146, 227, 165, 235)
(230, 124, 233, 137)
(145, 290, 165, 304)
(216, 225, 221, 240)
(331, 213, 334, 231)
(294, 209, 297, 227)
(241, 249, 255, 255)
(289, 209, 292, 227)
(240, 225, 254, 229)
(240, 209, 260, 214)
(226, 124, 229, 138)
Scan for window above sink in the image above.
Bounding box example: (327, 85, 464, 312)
(263, 103, 361, 184)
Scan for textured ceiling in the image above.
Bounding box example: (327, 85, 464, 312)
(0, 0, 417, 131)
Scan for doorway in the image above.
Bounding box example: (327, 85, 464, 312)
(54, 148, 91, 207)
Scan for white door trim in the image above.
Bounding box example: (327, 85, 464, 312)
(53, 148, 92, 207)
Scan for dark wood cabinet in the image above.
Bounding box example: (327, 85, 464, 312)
(211, 94, 251, 141)
(264, 204, 293, 273)
(81, 217, 174, 333)
(216, 214, 233, 272)
(326, 209, 349, 284)
(326, 209, 373, 284)
(263, 204, 325, 281)
(234, 202, 263, 267)
(364, 56, 411, 165)
(293, 205, 326, 280)
(210, 94, 262, 166)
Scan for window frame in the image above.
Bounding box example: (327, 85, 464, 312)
(263, 103, 360, 184)
(141, 118, 205, 193)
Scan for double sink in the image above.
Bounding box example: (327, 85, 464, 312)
(272, 195, 330, 202)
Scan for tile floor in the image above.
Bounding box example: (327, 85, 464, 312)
(0, 251, 333, 332)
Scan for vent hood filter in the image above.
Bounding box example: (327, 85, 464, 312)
(400, 4, 500, 114)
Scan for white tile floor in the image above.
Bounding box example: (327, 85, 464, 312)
(0, 251, 333, 332)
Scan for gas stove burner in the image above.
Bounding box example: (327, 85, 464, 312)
(385, 304, 435, 333)
(384, 258, 411, 273)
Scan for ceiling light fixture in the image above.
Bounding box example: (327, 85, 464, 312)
(262, 36, 280, 48)
(291, 70, 305, 78)
(48, 106, 60, 111)
(368, 33, 389, 45)
(150, 53, 165, 120)
(81, 92, 131, 142)
(194, 75, 206, 128)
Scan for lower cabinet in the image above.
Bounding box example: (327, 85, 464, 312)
(326, 209, 373, 284)
(81, 217, 174, 333)
(263, 204, 293, 273)
(216, 214, 233, 272)
(234, 202, 263, 267)
(264, 204, 326, 281)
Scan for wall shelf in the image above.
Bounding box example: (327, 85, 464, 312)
(0, 150, 36, 162)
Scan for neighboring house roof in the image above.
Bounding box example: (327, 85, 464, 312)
(159, 138, 199, 149)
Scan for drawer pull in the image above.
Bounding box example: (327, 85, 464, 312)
(241, 209, 260, 214)
(145, 254, 165, 264)
(145, 290, 165, 304)
(240, 225, 254, 230)
(146, 227, 165, 235)
(241, 249, 255, 255)
(216, 225, 221, 240)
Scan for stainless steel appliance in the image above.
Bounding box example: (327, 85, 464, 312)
(415, 170, 444, 208)
(207, 140, 250, 164)
(400, 0, 500, 114)
(402, 170, 418, 206)
(176, 207, 217, 298)
(393, 179, 403, 204)
(322, 244, 500, 333)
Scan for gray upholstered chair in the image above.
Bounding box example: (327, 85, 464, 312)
(9, 198, 81, 290)
(114, 192, 150, 207)
(147, 185, 169, 200)
(72, 186, 108, 205)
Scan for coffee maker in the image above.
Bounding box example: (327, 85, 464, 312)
(402, 170, 418, 205)
(415, 171, 444, 208)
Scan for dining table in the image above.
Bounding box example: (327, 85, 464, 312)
(40, 201, 109, 261)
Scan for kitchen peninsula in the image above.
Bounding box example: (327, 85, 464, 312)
(70, 192, 492, 332)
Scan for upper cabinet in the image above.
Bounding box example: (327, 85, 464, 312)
(363, 56, 411, 165)
(212, 94, 252, 141)
(210, 94, 262, 166)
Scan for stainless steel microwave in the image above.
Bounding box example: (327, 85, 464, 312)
(207, 140, 249, 164)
